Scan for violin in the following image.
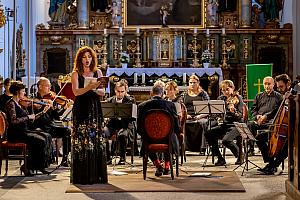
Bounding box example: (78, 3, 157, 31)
(226, 91, 240, 112)
(42, 91, 69, 106)
(19, 97, 49, 109)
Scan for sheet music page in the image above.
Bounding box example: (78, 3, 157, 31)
(84, 77, 98, 88)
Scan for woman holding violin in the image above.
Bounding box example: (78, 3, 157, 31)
(4, 81, 53, 176)
(204, 80, 244, 166)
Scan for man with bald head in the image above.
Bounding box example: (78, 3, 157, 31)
(247, 76, 283, 172)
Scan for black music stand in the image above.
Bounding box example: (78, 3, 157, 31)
(193, 100, 226, 168)
(101, 102, 137, 174)
(233, 122, 261, 176)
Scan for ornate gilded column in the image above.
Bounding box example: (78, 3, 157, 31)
(77, 0, 89, 28)
(240, 0, 251, 28)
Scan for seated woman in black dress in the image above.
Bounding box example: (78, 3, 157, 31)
(4, 81, 53, 176)
(181, 75, 209, 153)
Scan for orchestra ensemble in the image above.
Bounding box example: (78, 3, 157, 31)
(1, 46, 300, 184)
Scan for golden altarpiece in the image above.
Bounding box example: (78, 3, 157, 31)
(35, 0, 293, 100)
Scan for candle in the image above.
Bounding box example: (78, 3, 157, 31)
(206, 29, 210, 35)
(119, 27, 123, 34)
(183, 73, 187, 83)
(194, 27, 197, 34)
(222, 27, 226, 35)
(142, 73, 146, 84)
(134, 73, 138, 84)
(136, 27, 140, 34)
(133, 73, 137, 85)
(103, 28, 107, 35)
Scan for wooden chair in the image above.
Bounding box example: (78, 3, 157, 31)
(142, 109, 179, 180)
(178, 103, 187, 165)
(0, 111, 27, 175)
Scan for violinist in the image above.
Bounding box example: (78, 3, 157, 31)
(4, 81, 53, 175)
(256, 74, 295, 174)
(204, 80, 244, 166)
(32, 77, 72, 165)
(0, 78, 13, 111)
(247, 76, 283, 173)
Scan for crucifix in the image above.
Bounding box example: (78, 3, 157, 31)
(253, 79, 264, 93)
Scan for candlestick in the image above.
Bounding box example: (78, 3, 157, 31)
(206, 29, 210, 35)
(136, 27, 140, 34)
(194, 27, 197, 34)
(119, 27, 123, 34)
(103, 28, 107, 35)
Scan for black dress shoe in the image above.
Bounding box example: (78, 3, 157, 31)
(215, 159, 226, 166)
(39, 168, 50, 175)
(20, 165, 34, 177)
(263, 167, 277, 175)
(155, 166, 164, 177)
(163, 168, 170, 175)
(257, 164, 270, 172)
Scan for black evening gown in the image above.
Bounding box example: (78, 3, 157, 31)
(71, 72, 107, 184)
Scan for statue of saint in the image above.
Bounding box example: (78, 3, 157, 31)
(264, 0, 283, 21)
(105, 1, 121, 27)
(49, 0, 67, 22)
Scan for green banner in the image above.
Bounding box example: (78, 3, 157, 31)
(246, 64, 273, 119)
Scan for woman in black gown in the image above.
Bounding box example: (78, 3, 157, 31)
(4, 81, 52, 176)
(71, 46, 107, 184)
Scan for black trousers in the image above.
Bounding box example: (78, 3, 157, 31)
(51, 126, 71, 158)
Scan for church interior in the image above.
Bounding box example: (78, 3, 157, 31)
(0, 0, 300, 199)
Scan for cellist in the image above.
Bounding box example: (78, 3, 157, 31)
(247, 77, 283, 163)
(256, 74, 297, 174)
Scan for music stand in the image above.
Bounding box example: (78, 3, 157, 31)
(233, 122, 261, 176)
(101, 102, 137, 174)
(193, 100, 226, 168)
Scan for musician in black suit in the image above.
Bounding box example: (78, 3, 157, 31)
(257, 74, 296, 174)
(103, 80, 135, 165)
(137, 83, 179, 177)
(247, 76, 283, 174)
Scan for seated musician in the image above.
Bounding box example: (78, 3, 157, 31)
(137, 83, 180, 177)
(205, 80, 244, 166)
(103, 80, 135, 165)
(247, 76, 283, 171)
(165, 81, 182, 103)
(182, 75, 209, 153)
(257, 74, 295, 174)
(4, 81, 53, 176)
(0, 78, 13, 111)
(31, 77, 72, 165)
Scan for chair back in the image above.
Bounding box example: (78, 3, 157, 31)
(242, 103, 249, 123)
(0, 111, 7, 139)
(143, 109, 173, 143)
(179, 103, 187, 129)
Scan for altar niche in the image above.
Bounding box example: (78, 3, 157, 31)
(43, 48, 71, 76)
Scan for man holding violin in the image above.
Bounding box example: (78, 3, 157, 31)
(31, 77, 72, 165)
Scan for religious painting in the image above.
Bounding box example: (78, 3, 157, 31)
(123, 0, 205, 28)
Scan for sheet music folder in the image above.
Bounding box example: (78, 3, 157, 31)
(101, 102, 137, 118)
(193, 100, 225, 115)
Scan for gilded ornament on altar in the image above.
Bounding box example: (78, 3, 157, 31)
(0, 5, 6, 28)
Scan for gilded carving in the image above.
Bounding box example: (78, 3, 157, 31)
(0, 5, 6, 28)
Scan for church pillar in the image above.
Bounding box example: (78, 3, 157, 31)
(240, 0, 251, 28)
(77, 0, 89, 29)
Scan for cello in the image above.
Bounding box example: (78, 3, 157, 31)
(267, 90, 295, 158)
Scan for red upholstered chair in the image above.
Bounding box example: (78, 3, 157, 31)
(142, 109, 179, 180)
(0, 111, 27, 175)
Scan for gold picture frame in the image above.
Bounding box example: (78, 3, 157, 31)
(123, 0, 205, 29)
